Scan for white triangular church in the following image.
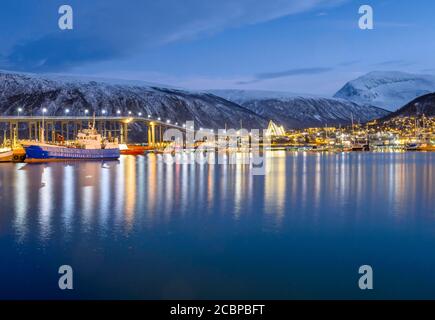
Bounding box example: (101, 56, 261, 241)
(265, 120, 286, 136)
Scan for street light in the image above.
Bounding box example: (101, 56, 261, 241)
(17, 108, 23, 117)
(84, 109, 89, 115)
(138, 112, 142, 116)
(128, 111, 132, 115)
(157, 117, 161, 121)
(41, 108, 47, 142)
(102, 110, 107, 115)
(117, 110, 121, 115)
(148, 115, 151, 118)
(166, 119, 170, 124)
(65, 109, 70, 114)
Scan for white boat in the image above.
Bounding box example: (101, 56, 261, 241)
(0, 147, 13, 162)
(23, 125, 120, 162)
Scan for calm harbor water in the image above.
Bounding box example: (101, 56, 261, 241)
(0, 151, 434, 299)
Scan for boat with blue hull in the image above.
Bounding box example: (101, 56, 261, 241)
(24, 125, 120, 162)
(25, 145, 120, 162)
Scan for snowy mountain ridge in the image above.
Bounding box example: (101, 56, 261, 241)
(0, 70, 391, 138)
(210, 89, 390, 129)
(334, 71, 435, 111)
(0, 71, 268, 141)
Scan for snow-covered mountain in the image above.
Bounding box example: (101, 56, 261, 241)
(0, 71, 392, 137)
(0, 71, 268, 140)
(209, 89, 315, 104)
(334, 71, 435, 111)
(210, 90, 389, 129)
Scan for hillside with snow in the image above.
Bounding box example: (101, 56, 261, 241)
(0, 71, 268, 140)
(382, 93, 435, 120)
(0, 71, 394, 137)
(334, 71, 435, 111)
(208, 89, 315, 104)
(210, 90, 390, 129)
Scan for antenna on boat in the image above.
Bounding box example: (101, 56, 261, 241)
(92, 112, 96, 129)
(351, 113, 354, 133)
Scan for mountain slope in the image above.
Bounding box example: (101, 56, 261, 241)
(334, 71, 435, 111)
(0, 71, 268, 139)
(210, 90, 390, 129)
(382, 93, 435, 120)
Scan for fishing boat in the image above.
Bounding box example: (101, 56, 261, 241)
(405, 142, 435, 152)
(0, 147, 13, 162)
(418, 143, 435, 152)
(24, 125, 120, 162)
(405, 142, 420, 151)
(351, 136, 370, 151)
(119, 144, 149, 155)
(12, 148, 26, 162)
(310, 145, 333, 152)
(351, 142, 370, 151)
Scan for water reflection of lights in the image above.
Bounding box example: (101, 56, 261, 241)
(14, 164, 28, 242)
(38, 166, 53, 242)
(124, 156, 137, 227)
(164, 160, 174, 219)
(63, 165, 75, 236)
(80, 163, 96, 229)
(146, 154, 157, 221)
(4, 152, 432, 244)
(99, 163, 110, 231)
(264, 151, 286, 226)
(115, 157, 126, 223)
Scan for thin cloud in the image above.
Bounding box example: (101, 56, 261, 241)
(0, 0, 348, 72)
(376, 21, 415, 28)
(238, 67, 332, 84)
(337, 60, 360, 67)
(372, 60, 414, 67)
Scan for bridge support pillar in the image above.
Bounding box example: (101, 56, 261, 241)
(51, 121, 56, 143)
(120, 122, 128, 144)
(148, 124, 156, 147)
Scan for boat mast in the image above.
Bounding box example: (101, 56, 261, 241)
(351, 113, 354, 134)
(92, 112, 96, 129)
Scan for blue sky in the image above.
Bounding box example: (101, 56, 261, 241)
(0, 0, 434, 95)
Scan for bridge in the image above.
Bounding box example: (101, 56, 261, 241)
(0, 115, 193, 146)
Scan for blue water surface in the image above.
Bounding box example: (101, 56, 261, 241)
(0, 151, 434, 299)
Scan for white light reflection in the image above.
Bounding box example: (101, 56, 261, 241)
(14, 164, 28, 242)
(62, 165, 75, 236)
(38, 166, 53, 242)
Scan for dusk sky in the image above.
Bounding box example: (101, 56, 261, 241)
(1, 0, 434, 95)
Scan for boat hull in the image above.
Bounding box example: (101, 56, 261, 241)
(25, 145, 120, 162)
(120, 145, 152, 155)
(0, 150, 13, 162)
